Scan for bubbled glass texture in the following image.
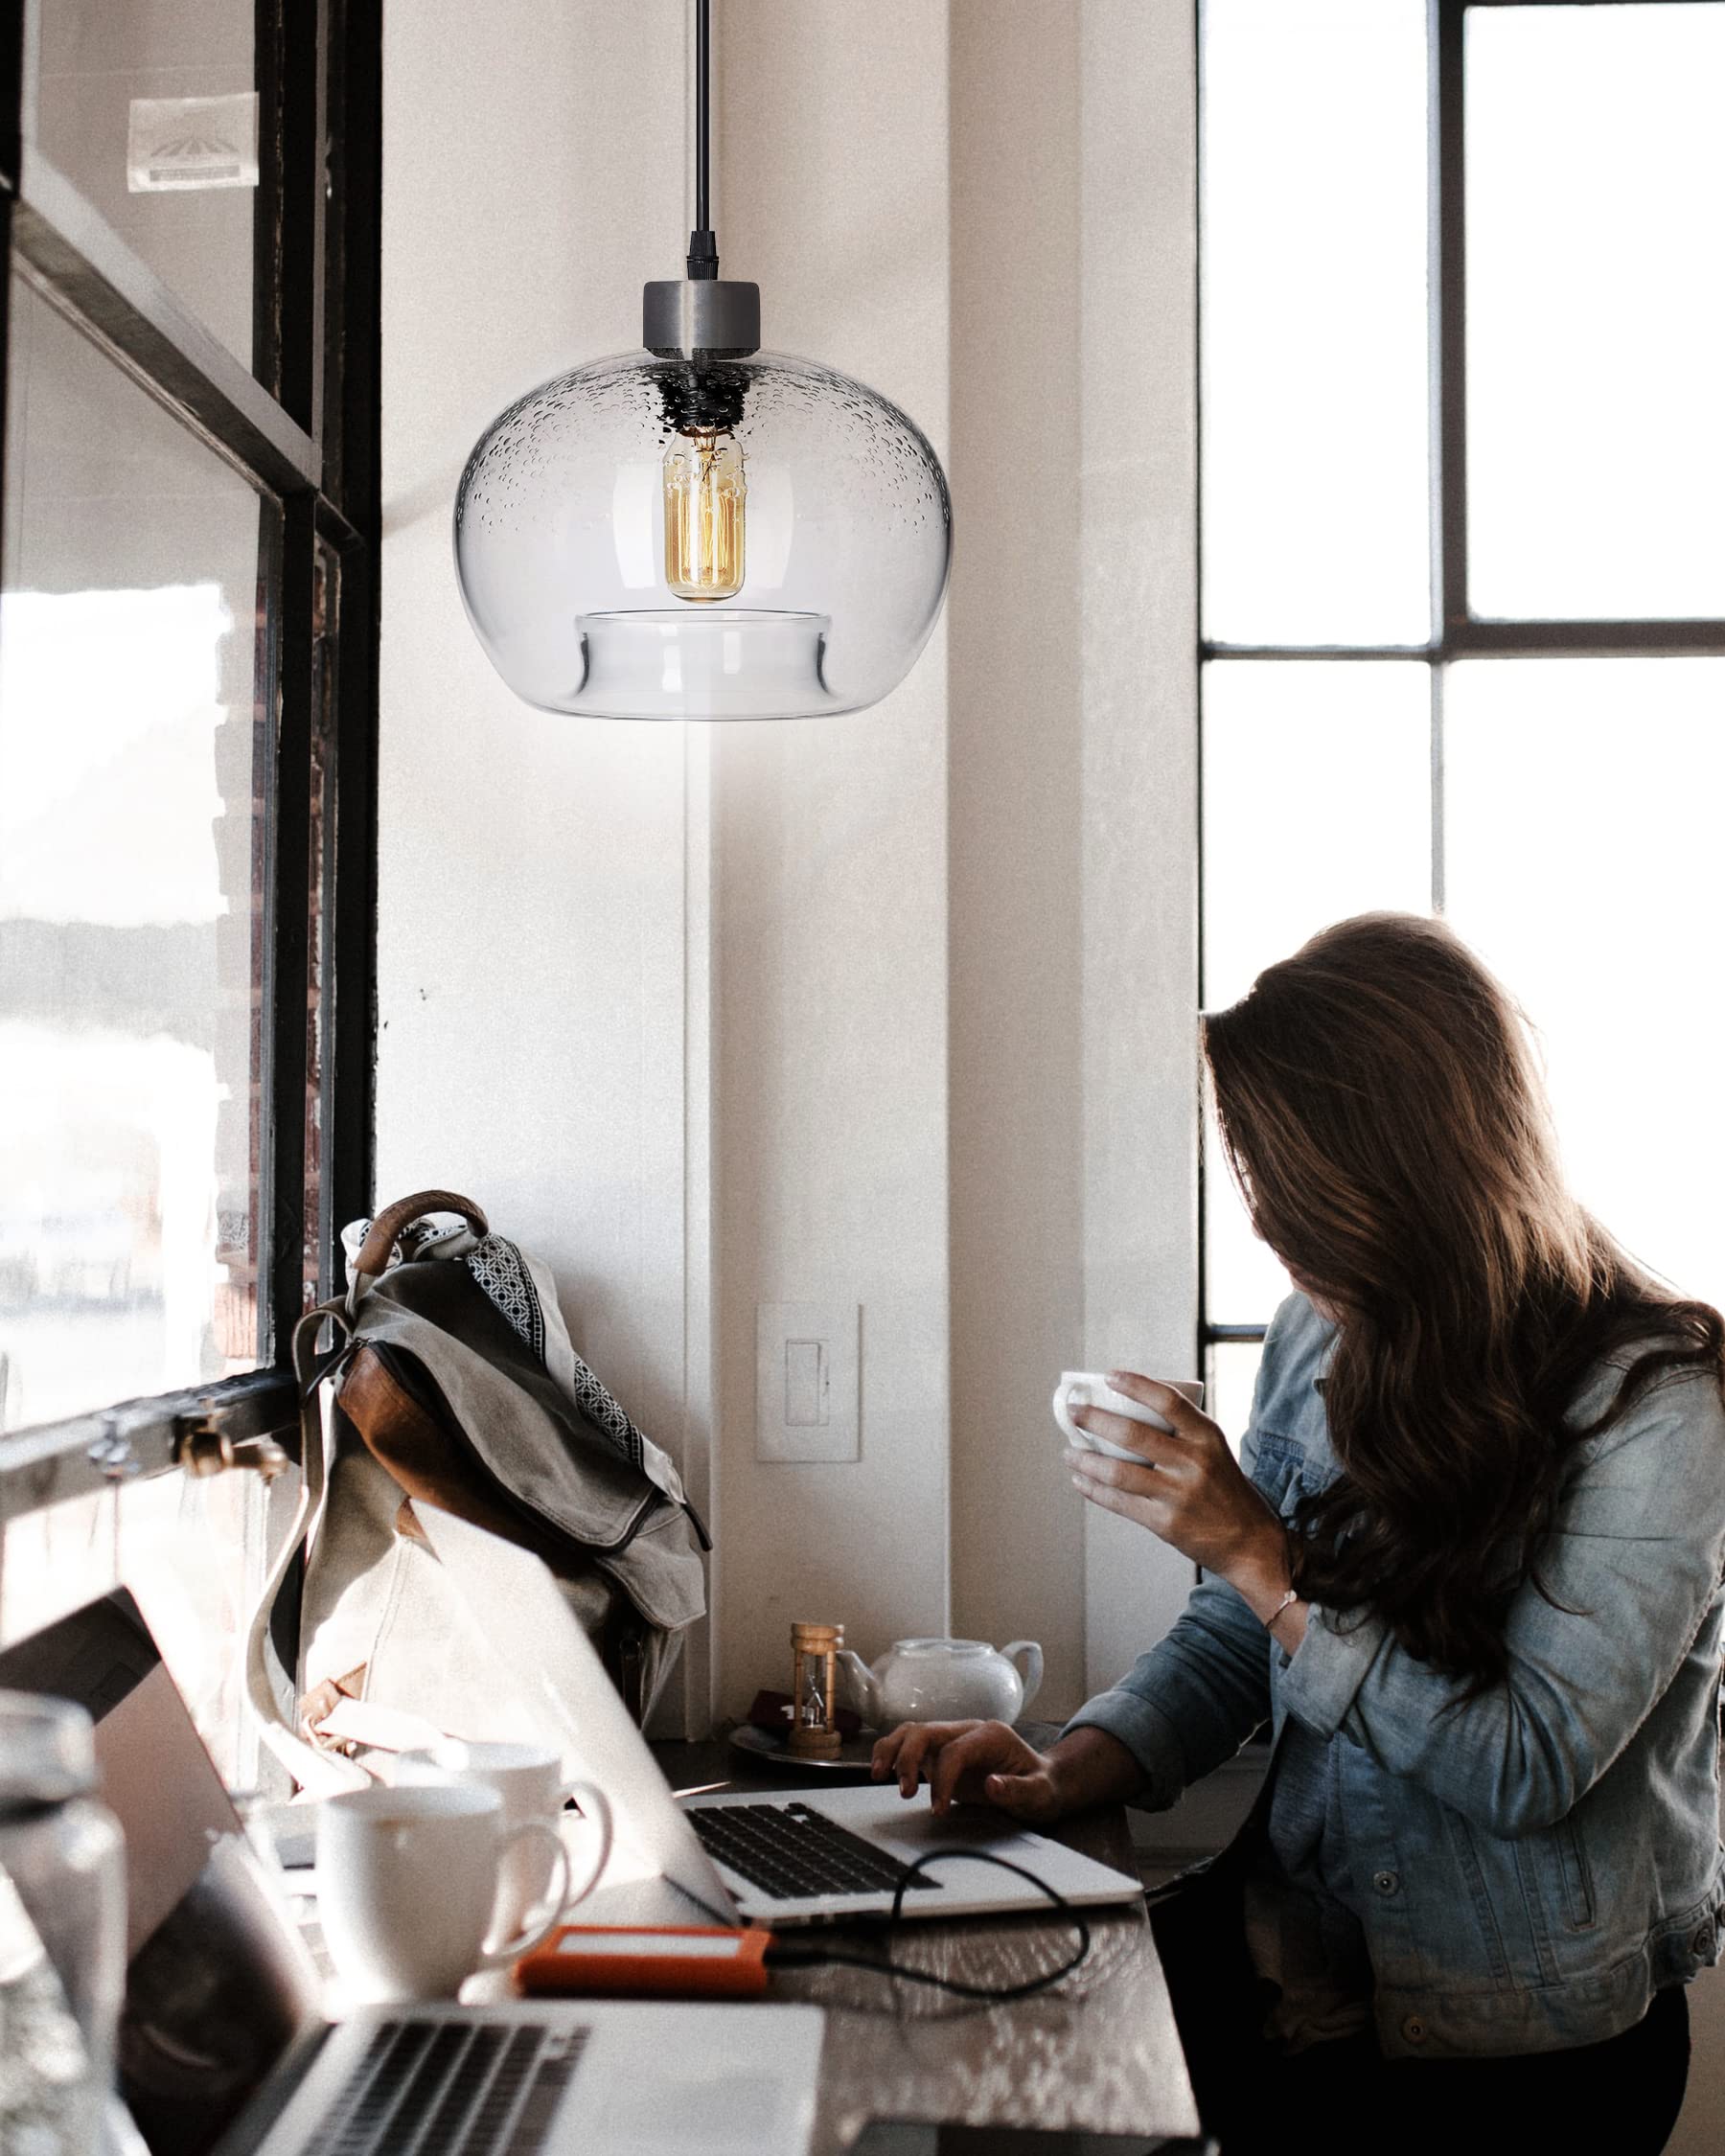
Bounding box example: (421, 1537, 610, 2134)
(453, 349, 952, 720)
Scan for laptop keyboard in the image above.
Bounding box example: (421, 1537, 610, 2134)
(322, 2018, 588, 2155)
(689, 1800, 943, 1903)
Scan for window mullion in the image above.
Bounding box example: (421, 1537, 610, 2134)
(266, 497, 318, 1356)
(1430, 659, 1446, 914)
(12, 156, 318, 493)
(253, 0, 326, 441)
(1437, 0, 1468, 635)
(0, 0, 19, 197)
(0, 1371, 298, 1517)
(325, 533, 377, 1266)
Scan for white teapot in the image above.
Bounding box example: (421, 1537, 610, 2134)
(835, 1638, 1044, 1729)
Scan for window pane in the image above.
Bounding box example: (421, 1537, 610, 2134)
(0, 281, 274, 1430)
(1201, 0, 1431, 646)
(1205, 1339, 1265, 1462)
(0, 1466, 280, 1787)
(1444, 659, 1725, 1311)
(1466, 5, 1725, 619)
(34, 0, 259, 373)
(1202, 662, 1434, 1011)
(1202, 660, 1433, 1320)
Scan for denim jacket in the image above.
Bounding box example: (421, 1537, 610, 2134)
(1067, 1292, 1725, 2059)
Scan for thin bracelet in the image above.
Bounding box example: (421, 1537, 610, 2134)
(1264, 1585, 1300, 1629)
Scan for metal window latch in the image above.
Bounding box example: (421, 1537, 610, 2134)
(87, 1417, 141, 1485)
(173, 1405, 290, 1482)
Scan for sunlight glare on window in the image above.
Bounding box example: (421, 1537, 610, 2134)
(1201, 659, 1432, 1322)
(1202, 660, 1432, 1013)
(0, 585, 241, 1429)
(1466, 4, 1725, 619)
(1202, 0, 1431, 646)
(1444, 657, 1725, 1312)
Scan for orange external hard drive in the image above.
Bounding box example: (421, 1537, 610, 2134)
(516, 1924, 775, 2001)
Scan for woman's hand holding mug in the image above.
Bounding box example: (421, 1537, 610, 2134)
(1062, 1370, 1306, 1646)
(1063, 1371, 1278, 1570)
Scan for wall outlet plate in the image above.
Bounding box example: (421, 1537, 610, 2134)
(755, 1303, 860, 1462)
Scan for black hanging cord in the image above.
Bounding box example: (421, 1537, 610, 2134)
(764, 1849, 1092, 2006)
(688, 0, 718, 279)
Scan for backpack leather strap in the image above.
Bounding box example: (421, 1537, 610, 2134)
(352, 1191, 490, 1285)
(241, 1302, 372, 1795)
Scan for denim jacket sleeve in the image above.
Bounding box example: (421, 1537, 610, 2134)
(1054, 1317, 1303, 1808)
(1058, 1563, 1274, 1807)
(1279, 1362, 1725, 1839)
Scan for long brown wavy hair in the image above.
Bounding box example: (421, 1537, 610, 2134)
(1203, 912, 1725, 1697)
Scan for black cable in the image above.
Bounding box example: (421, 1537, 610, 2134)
(687, 0, 718, 279)
(764, 1849, 1092, 2005)
(695, 0, 710, 234)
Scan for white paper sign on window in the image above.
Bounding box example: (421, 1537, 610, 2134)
(126, 94, 260, 193)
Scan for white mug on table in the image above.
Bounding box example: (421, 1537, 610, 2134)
(393, 1738, 612, 1938)
(317, 1781, 583, 2005)
(1052, 1372, 1206, 1461)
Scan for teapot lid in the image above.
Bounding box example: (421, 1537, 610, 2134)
(889, 1637, 992, 1657)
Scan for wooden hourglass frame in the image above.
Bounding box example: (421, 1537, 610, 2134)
(789, 1620, 843, 1758)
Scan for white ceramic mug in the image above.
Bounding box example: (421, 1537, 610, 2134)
(393, 1739, 613, 1938)
(317, 1782, 573, 2004)
(1052, 1372, 1207, 1462)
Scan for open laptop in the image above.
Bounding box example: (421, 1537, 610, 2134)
(417, 1507, 1144, 1930)
(0, 1592, 822, 2156)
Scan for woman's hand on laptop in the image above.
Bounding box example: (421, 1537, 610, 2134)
(872, 1721, 1062, 1821)
(871, 1720, 1143, 1822)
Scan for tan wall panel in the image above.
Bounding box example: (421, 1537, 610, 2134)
(948, 0, 1088, 1717)
(713, 1, 954, 1713)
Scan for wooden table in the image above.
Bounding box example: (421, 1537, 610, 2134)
(646, 1730, 1206, 2155)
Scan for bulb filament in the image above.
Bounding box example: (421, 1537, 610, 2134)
(663, 427, 746, 602)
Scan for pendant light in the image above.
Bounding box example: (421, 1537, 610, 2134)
(453, 0, 953, 722)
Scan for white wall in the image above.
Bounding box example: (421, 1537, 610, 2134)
(947, 1, 1088, 1717)
(943, 0, 1203, 1712)
(377, 0, 714, 1729)
(379, 0, 1201, 1733)
(1075, 2, 1204, 1688)
(710, 0, 956, 1714)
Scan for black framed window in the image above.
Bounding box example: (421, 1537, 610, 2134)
(1198, 0, 1725, 1434)
(0, 1, 379, 1778)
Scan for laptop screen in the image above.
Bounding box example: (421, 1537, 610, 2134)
(0, 1591, 319, 2156)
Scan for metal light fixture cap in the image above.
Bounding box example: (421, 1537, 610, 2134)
(643, 278, 761, 358)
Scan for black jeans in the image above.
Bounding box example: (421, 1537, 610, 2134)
(1150, 1871, 1691, 2156)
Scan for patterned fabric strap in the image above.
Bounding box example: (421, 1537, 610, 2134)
(341, 1211, 654, 1475)
(464, 1234, 646, 1471)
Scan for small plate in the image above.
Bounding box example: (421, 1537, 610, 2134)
(727, 1722, 883, 1777)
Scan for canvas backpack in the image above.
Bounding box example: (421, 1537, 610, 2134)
(243, 1191, 708, 1793)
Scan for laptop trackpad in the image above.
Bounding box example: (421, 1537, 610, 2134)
(588, 2069, 806, 2155)
(875, 1805, 1035, 1850)
(577, 2011, 820, 2156)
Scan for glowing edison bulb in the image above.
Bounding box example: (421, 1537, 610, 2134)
(663, 427, 747, 602)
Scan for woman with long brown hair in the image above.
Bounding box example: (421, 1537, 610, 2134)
(875, 913, 1725, 2154)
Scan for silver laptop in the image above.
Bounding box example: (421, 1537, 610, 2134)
(418, 1508, 1144, 1930)
(0, 1592, 822, 2156)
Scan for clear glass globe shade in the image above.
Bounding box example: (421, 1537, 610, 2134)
(453, 350, 952, 720)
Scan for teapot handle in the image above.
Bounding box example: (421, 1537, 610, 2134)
(1001, 1640, 1044, 1716)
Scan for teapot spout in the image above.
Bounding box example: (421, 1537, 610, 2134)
(834, 1648, 881, 1726)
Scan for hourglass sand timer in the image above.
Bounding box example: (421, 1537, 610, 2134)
(788, 1621, 843, 1759)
